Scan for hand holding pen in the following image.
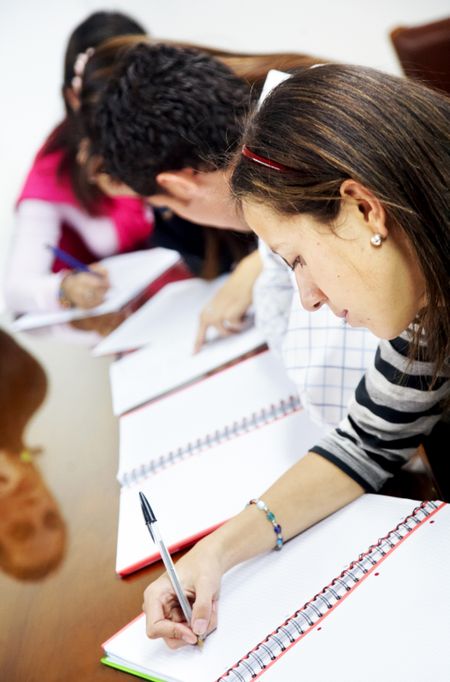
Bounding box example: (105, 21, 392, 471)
(47, 244, 110, 309)
(140, 492, 217, 648)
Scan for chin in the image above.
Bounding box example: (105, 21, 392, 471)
(369, 320, 413, 341)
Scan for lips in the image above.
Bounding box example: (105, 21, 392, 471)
(332, 308, 348, 319)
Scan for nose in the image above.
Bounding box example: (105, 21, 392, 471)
(294, 268, 326, 312)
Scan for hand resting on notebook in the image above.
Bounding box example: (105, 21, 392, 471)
(194, 250, 262, 352)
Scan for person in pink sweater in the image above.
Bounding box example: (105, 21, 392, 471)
(4, 11, 153, 315)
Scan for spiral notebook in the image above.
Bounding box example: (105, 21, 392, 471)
(117, 349, 304, 486)
(115, 350, 324, 575)
(102, 496, 450, 682)
(115, 404, 325, 575)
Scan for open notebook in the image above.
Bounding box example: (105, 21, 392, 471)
(110, 324, 266, 416)
(116, 401, 325, 575)
(11, 248, 180, 331)
(92, 276, 232, 356)
(103, 496, 449, 682)
(117, 350, 304, 486)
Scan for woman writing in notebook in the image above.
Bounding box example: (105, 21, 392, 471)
(142, 65, 450, 646)
(4, 11, 153, 316)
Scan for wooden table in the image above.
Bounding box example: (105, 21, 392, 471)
(0, 328, 162, 682)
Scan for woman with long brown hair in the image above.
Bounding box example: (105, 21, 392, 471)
(142, 64, 449, 647)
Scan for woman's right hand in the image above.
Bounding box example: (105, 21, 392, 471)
(143, 538, 224, 649)
(59, 264, 110, 309)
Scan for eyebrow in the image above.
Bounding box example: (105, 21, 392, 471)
(268, 239, 290, 252)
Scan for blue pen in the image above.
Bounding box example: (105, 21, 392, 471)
(46, 244, 103, 277)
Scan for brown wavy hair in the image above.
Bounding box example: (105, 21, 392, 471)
(231, 64, 450, 373)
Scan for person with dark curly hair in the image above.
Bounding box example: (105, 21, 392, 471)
(82, 41, 378, 424)
(82, 39, 322, 347)
(91, 41, 315, 230)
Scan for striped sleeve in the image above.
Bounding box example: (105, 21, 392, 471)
(310, 332, 450, 491)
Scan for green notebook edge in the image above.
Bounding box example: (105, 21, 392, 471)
(101, 656, 166, 682)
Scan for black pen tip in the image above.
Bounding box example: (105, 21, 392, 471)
(139, 491, 156, 524)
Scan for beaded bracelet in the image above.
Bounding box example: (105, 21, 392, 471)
(247, 498, 283, 550)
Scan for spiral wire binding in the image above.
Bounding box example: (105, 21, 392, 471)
(121, 394, 301, 486)
(216, 500, 442, 682)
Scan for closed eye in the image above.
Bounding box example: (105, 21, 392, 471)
(290, 255, 305, 271)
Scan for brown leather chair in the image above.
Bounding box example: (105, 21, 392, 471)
(390, 17, 450, 95)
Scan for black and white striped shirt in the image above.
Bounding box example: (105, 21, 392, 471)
(311, 331, 450, 491)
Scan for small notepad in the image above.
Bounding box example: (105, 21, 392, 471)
(11, 248, 180, 331)
(103, 496, 450, 682)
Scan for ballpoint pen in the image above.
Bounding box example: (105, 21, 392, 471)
(139, 491, 205, 646)
(46, 244, 103, 277)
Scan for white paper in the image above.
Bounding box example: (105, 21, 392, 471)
(117, 349, 302, 484)
(109, 325, 266, 416)
(10, 248, 180, 331)
(92, 276, 228, 356)
(104, 496, 449, 682)
(115, 410, 325, 575)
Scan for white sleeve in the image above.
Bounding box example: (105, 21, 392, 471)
(4, 200, 66, 313)
(253, 238, 295, 356)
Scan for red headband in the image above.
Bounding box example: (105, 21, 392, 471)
(241, 145, 293, 172)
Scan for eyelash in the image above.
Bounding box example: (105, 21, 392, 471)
(289, 256, 305, 271)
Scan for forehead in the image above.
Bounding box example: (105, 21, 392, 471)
(241, 199, 314, 248)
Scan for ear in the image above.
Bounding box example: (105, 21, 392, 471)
(340, 179, 388, 238)
(155, 168, 199, 202)
(93, 173, 137, 197)
(64, 86, 80, 112)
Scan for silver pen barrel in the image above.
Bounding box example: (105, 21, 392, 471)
(153, 523, 193, 625)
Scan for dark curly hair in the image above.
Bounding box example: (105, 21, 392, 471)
(96, 43, 252, 196)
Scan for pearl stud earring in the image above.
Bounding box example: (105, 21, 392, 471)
(370, 233, 384, 247)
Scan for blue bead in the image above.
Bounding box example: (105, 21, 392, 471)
(274, 524, 281, 533)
